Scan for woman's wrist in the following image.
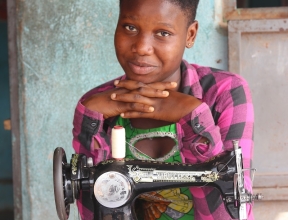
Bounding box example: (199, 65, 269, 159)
(179, 94, 202, 119)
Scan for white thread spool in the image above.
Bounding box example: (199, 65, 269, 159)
(111, 125, 126, 159)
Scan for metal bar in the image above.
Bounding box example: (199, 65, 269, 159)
(253, 187, 288, 201)
(226, 7, 288, 21)
(228, 19, 288, 33)
(7, 0, 22, 219)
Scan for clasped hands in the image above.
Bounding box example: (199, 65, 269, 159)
(82, 80, 201, 122)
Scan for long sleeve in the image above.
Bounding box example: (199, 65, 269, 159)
(72, 78, 120, 220)
(178, 62, 254, 220)
(73, 102, 107, 162)
(72, 77, 123, 164)
(178, 102, 223, 163)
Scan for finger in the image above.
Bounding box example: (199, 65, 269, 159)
(120, 111, 154, 119)
(119, 103, 154, 113)
(111, 92, 153, 105)
(130, 87, 169, 98)
(114, 81, 173, 98)
(146, 81, 177, 90)
(111, 87, 130, 94)
(114, 79, 177, 91)
(114, 79, 147, 90)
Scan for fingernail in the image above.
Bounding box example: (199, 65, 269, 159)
(111, 93, 116, 99)
(120, 113, 125, 117)
(162, 91, 169, 96)
(114, 80, 119, 85)
(149, 106, 154, 112)
(171, 82, 177, 87)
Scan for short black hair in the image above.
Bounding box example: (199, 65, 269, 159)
(119, 0, 199, 25)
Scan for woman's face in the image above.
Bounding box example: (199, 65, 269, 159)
(114, 0, 198, 84)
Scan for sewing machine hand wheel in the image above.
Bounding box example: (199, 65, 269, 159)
(53, 147, 72, 220)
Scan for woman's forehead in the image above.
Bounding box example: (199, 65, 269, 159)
(120, 0, 181, 12)
(119, 0, 197, 26)
(119, 0, 188, 24)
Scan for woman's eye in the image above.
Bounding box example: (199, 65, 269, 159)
(125, 25, 137, 32)
(156, 31, 171, 37)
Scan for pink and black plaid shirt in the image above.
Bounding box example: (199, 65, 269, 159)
(72, 60, 254, 220)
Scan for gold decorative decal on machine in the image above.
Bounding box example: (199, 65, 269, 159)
(200, 172, 218, 182)
(71, 154, 79, 175)
(101, 160, 114, 165)
(127, 165, 219, 183)
(101, 158, 136, 165)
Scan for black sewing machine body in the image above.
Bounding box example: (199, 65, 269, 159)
(89, 152, 237, 219)
(54, 141, 261, 220)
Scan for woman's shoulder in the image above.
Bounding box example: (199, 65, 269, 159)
(191, 64, 252, 111)
(191, 63, 249, 88)
(182, 61, 251, 106)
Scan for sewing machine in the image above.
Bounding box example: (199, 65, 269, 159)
(53, 140, 262, 220)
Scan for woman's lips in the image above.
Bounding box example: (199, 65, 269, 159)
(128, 61, 157, 75)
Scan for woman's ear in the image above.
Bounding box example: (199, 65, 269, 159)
(186, 21, 198, 48)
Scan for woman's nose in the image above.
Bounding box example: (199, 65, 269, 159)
(131, 34, 154, 56)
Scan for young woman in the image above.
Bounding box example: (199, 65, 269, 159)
(73, 0, 254, 219)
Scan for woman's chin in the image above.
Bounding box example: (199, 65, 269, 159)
(125, 74, 157, 84)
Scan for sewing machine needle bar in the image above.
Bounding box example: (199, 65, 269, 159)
(239, 203, 247, 220)
(233, 140, 247, 220)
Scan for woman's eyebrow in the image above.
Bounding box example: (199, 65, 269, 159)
(156, 22, 174, 29)
(121, 15, 139, 20)
(119, 15, 175, 30)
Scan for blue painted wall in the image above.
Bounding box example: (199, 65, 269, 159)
(15, 0, 227, 219)
(0, 20, 13, 213)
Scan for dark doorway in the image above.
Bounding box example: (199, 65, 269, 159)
(237, 0, 288, 8)
(0, 0, 14, 219)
